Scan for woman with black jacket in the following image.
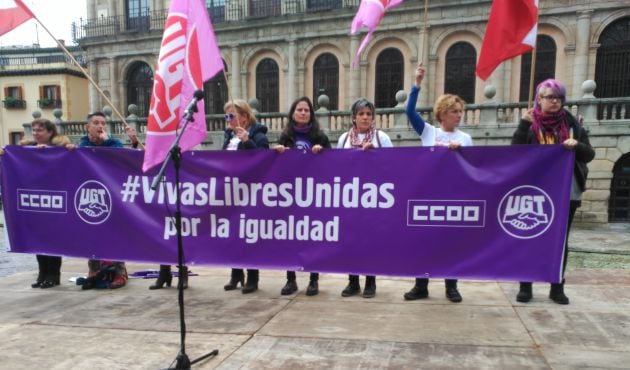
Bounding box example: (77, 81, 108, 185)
(274, 96, 331, 296)
(512, 79, 594, 305)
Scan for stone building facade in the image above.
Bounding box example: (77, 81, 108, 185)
(69, 0, 630, 225)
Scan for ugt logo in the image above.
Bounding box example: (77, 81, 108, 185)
(74, 180, 112, 225)
(497, 185, 554, 239)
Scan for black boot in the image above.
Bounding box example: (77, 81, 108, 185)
(306, 273, 319, 296)
(404, 278, 429, 300)
(242, 269, 259, 294)
(445, 279, 462, 303)
(281, 271, 298, 295)
(341, 275, 361, 297)
(224, 269, 245, 291)
(149, 265, 172, 290)
(178, 266, 188, 290)
(40, 256, 61, 289)
(516, 282, 533, 303)
(363, 276, 376, 298)
(31, 255, 45, 288)
(549, 279, 569, 305)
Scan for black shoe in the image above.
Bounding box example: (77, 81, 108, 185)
(242, 282, 258, 294)
(306, 280, 319, 296)
(40, 280, 59, 289)
(281, 280, 298, 295)
(224, 276, 244, 291)
(149, 266, 172, 290)
(341, 283, 361, 297)
(31, 281, 43, 288)
(516, 282, 533, 303)
(404, 285, 429, 300)
(363, 284, 376, 298)
(549, 281, 569, 305)
(445, 287, 462, 303)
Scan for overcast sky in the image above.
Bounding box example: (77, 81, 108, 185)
(0, 0, 87, 48)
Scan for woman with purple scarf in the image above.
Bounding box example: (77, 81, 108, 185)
(274, 96, 331, 296)
(512, 78, 594, 304)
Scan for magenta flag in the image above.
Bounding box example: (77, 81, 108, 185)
(351, 0, 403, 68)
(143, 0, 224, 172)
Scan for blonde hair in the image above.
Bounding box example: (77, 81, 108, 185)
(224, 99, 257, 127)
(433, 94, 465, 123)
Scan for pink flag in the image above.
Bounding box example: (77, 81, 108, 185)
(143, 0, 224, 172)
(476, 0, 538, 81)
(0, 0, 35, 36)
(350, 0, 403, 68)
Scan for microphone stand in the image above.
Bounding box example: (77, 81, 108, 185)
(151, 99, 218, 369)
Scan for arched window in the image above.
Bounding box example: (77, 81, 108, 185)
(519, 35, 557, 102)
(126, 61, 153, 117)
(609, 153, 630, 222)
(256, 58, 279, 112)
(204, 61, 228, 114)
(313, 53, 339, 110)
(595, 16, 630, 119)
(444, 42, 476, 104)
(126, 0, 149, 31)
(375, 48, 403, 108)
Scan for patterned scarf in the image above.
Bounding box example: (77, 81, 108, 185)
(530, 108, 569, 144)
(348, 124, 375, 148)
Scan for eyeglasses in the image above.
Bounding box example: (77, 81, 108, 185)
(224, 113, 235, 121)
(541, 95, 562, 102)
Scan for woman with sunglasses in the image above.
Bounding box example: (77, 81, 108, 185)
(222, 99, 269, 294)
(274, 96, 331, 296)
(512, 79, 594, 305)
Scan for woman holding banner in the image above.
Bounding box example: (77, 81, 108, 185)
(337, 97, 392, 298)
(222, 99, 269, 294)
(274, 96, 331, 297)
(512, 79, 594, 305)
(403, 63, 472, 303)
(11, 119, 72, 288)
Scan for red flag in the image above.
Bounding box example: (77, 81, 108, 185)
(143, 0, 224, 172)
(476, 0, 538, 81)
(0, 0, 35, 36)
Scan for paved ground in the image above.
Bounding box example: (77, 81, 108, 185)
(1, 221, 630, 369)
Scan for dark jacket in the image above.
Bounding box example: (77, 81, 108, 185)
(277, 127, 331, 149)
(512, 110, 595, 192)
(222, 122, 269, 150)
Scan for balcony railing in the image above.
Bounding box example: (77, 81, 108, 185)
(73, 1, 359, 41)
(3, 99, 26, 109)
(0, 54, 86, 67)
(38, 99, 62, 109)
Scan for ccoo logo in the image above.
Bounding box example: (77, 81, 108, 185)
(497, 185, 554, 239)
(74, 180, 112, 225)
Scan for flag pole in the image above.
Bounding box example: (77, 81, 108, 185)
(29, 15, 129, 127)
(527, 46, 538, 110)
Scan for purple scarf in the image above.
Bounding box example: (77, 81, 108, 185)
(531, 109, 569, 144)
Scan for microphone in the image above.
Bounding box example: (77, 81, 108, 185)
(183, 90, 205, 117)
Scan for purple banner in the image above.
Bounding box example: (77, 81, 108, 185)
(1, 145, 574, 282)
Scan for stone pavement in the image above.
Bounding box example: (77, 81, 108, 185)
(1, 252, 630, 369)
(1, 220, 629, 369)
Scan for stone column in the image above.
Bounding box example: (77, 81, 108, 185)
(287, 39, 297, 104)
(348, 35, 361, 107)
(572, 10, 592, 98)
(88, 0, 97, 18)
(88, 58, 99, 112)
(230, 45, 241, 99)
